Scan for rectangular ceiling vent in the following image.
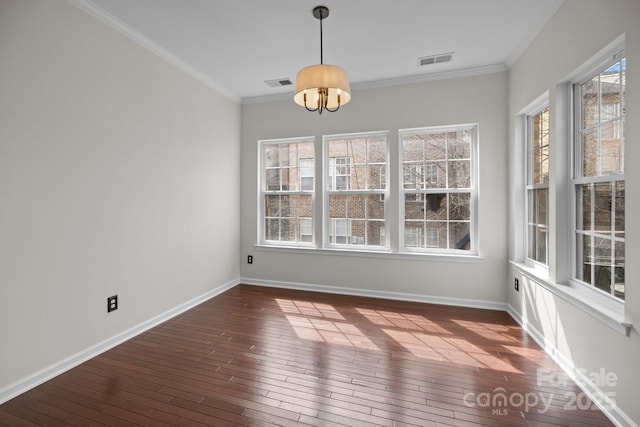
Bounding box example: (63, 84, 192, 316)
(265, 78, 293, 88)
(418, 52, 454, 67)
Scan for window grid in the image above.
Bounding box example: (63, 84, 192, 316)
(526, 107, 550, 265)
(260, 138, 315, 245)
(573, 53, 625, 300)
(401, 125, 476, 253)
(324, 132, 389, 249)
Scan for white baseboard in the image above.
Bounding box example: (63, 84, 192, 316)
(506, 305, 637, 427)
(4, 276, 634, 427)
(240, 277, 508, 311)
(0, 278, 239, 405)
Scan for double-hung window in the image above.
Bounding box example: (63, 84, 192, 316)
(400, 125, 477, 253)
(526, 106, 550, 265)
(324, 132, 388, 249)
(259, 137, 315, 245)
(573, 52, 626, 300)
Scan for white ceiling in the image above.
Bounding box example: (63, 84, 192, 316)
(71, 0, 564, 103)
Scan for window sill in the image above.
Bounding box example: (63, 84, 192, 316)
(510, 261, 631, 336)
(255, 244, 484, 263)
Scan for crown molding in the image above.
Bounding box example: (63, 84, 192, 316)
(66, 0, 241, 103)
(242, 63, 507, 105)
(505, 0, 565, 68)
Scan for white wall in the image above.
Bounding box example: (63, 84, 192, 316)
(0, 0, 240, 392)
(507, 0, 640, 424)
(241, 72, 508, 303)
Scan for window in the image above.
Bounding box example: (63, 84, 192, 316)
(400, 125, 477, 252)
(573, 53, 625, 300)
(526, 106, 550, 265)
(259, 138, 315, 245)
(325, 132, 388, 249)
(328, 157, 351, 190)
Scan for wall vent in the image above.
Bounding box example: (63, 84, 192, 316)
(418, 52, 454, 67)
(265, 78, 293, 88)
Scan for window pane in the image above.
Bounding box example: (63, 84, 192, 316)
(425, 162, 446, 189)
(404, 222, 422, 248)
(426, 224, 441, 248)
(593, 237, 612, 294)
(578, 233, 592, 285)
(448, 131, 471, 160)
(368, 164, 386, 190)
(328, 135, 387, 191)
(449, 193, 470, 221)
(615, 181, 625, 238)
(534, 188, 548, 226)
(265, 169, 281, 191)
(328, 194, 385, 247)
(534, 227, 548, 264)
(614, 240, 625, 299)
(448, 160, 470, 188)
(264, 194, 312, 243)
(368, 220, 385, 246)
(405, 194, 425, 220)
(264, 145, 279, 168)
(577, 184, 592, 232)
(449, 222, 470, 250)
(582, 128, 598, 177)
(368, 137, 387, 163)
(531, 107, 550, 185)
(425, 134, 447, 160)
(593, 182, 612, 237)
(581, 76, 598, 130)
(425, 194, 447, 220)
(299, 158, 314, 191)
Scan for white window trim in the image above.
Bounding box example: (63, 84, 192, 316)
(398, 123, 479, 255)
(256, 127, 483, 263)
(323, 131, 390, 251)
(569, 48, 625, 304)
(510, 35, 630, 336)
(258, 136, 316, 247)
(520, 93, 550, 271)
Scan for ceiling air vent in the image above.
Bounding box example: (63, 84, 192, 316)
(418, 52, 454, 67)
(265, 78, 293, 88)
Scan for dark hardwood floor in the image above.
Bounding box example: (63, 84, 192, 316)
(0, 284, 614, 426)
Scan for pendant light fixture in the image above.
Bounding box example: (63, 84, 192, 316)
(294, 6, 351, 114)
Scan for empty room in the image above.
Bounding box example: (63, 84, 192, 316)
(1, 0, 638, 425)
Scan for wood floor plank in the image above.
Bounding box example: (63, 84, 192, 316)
(0, 284, 615, 426)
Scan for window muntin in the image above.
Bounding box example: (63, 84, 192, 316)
(573, 54, 625, 300)
(260, 138, 315, 245)
(526, 107, 550, 265)
(325, 133, 388, 249)
(401, 125, 476, 252)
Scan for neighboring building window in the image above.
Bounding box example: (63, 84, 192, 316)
(526, 106, 550, 264)
(325, 132, 388, 248)
(328, 157, 351, 190)
(401, 125, 476, 252)
(329, 218, 351, 244)
(299, 158, 314, 191)
(573, 53, 625, 300)
(300, 218, 312, 242)
(260, 138, 315, 245)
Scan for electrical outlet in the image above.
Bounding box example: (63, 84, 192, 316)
(247, 255, 253, 264)
(514, 278, 519, 292)
(107, 295, 118, 312)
